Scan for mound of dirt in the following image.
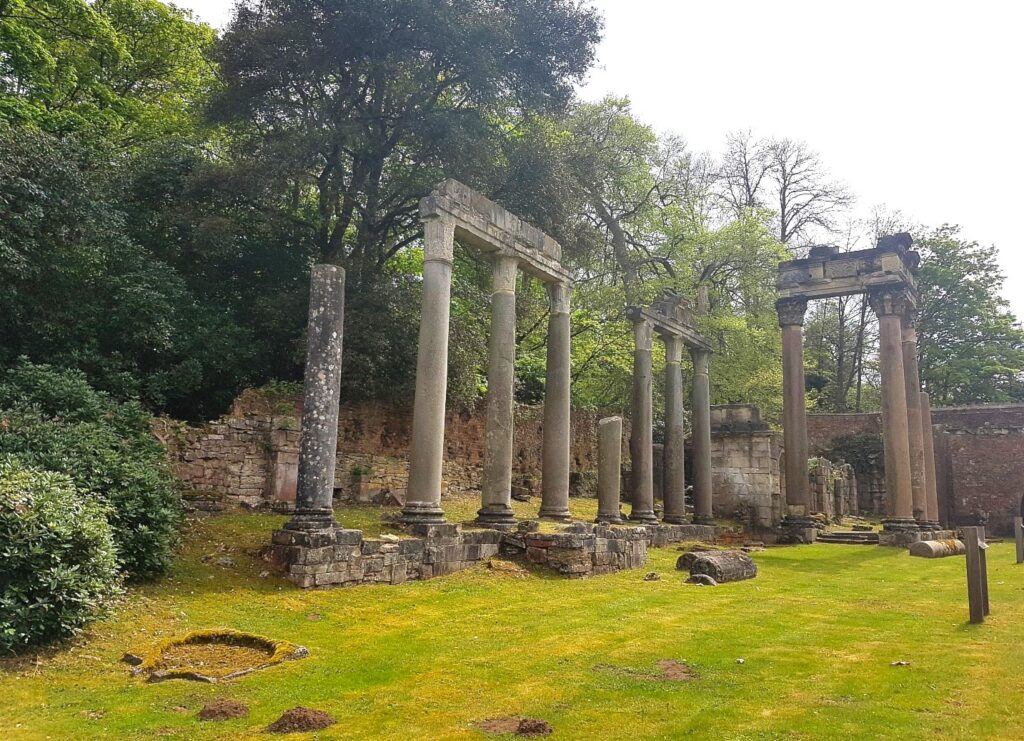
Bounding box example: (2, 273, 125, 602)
(198, 699, 249, 721)
(475, 717, 552, 737)
(266, 707, 336, 734)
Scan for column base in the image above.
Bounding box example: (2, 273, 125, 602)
(691, 514, 715, 525)
(882, 517, 920, 533)
(629, 509, 659, 525)
(283, 508, 337, 532)
(662, 514, 690, 525)
(780, 515, 820, 544)
(539, 506, 572, 521)
(475, 504, 517, 527)
(399, 501, 447, 525)
(595, 512, 625, 525)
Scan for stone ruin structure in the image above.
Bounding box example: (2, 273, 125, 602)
(776, 235, 950, 545)
(400, 179, 574, 527)
(627, 289, 714, 525)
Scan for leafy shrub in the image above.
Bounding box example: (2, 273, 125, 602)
(0, 458, 122, 653)
(0, 362, 182, 581)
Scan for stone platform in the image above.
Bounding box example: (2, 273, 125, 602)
(270, 521, 717, 589)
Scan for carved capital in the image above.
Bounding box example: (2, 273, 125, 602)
(422, 215, 455, 263)
(492, 254, 519, 293)
(868, 288, 913, 318)
(901, 306, 919, 331)
(776, 298, 808, 327)
(663, 334, 683, 364)
(690, 348, 710, 375)
(547, 282, 571, 314)
(633, 318, 653, 352)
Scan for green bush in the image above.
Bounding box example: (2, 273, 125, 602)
(0, 458, 122, 654)
(0, 362, 183, 581)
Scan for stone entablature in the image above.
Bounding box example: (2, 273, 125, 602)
(777, 239, 919, 302)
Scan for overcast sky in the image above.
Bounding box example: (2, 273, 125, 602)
(182, 0, 1024, 315)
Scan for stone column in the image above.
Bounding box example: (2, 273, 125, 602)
(777, 298, 810, 518)
(477, 255, 520, 526)
(401, 216, 455, 525)
(662, 335, 687, 524)
(285, 264, 345, 531)
(869, 288, 917, 529)
(691, 348, 714, 524)
(540, 282, 573, 520)
(901, 311, 928, 525)
(596, 416, 624, 523)
(920, 392, 941, 528)
(629, 318, 658, 523)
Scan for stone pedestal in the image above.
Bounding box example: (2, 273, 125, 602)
(629, 320, 658, 523)
(539, 283, 572, 521)
(477, 256, 519, 526)
(691, 348, 713, 524)
(596, 416, 624, 524)
(402, 218, 455, 525)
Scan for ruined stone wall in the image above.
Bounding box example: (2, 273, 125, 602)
(807, 404, 1024, 534)
(160, 390, 629, 509)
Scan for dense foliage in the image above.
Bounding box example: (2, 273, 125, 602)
(0, 363, 182, 581)
(0, 457, 122, 653)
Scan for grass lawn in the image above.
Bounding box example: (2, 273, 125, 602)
(2, 495, 1023, 740)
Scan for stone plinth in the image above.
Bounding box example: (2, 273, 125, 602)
(878, 528, 956, 548)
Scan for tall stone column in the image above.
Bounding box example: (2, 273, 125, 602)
(595, 416, 624, 524)
(477, 255, 520, 526)
(920, 392, 941, 528)
(629, 318, 658, 523)
(662, 335, 687, 524)
(285, 264, 346, 531)
(869, 288, 917, 529)
(401, 216, 455, 525)
(900, 311, 928, 524)
(540, 282, 573, 520)
(691, 348, 714, 524)
(777, 298, 810, 518)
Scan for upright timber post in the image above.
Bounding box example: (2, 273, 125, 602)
(964, 526, 986, 624)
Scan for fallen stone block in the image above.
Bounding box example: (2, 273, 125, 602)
(688, 550, 757, 583)
(909, 539, 966, 558)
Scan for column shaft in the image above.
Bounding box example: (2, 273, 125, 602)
(596, 416, 624, 523)
(691, 348, 713, 524)
(777, 299, 809, 515)
(901, 318, 928, 523)
(288, 264, 346, 530)
(920, 392, 941, 527)
(662, 336, 687, 524)
(478, 256, 519, 525)
(629, 320, 657, 523)
(540, 283, 573, 520)
(871, 290, 916, 526)
(402, 218, 454, 525)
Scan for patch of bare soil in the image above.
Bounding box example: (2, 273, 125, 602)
(155, 642, 272, 677)
(487, 559, 530, 578)
(594, 659, 697, 682)
(198, 699, 249, 721)
(474, 717, 553, 737)
(266, 707, 336, 734)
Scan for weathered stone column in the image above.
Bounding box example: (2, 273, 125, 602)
(901, 311, 928, 525)
(629, 318, 658, 523)
(477, 255, 520, 526)
(285, 264, 345, 531)
(596, 416, 624, 523)
(401, 216, 455, 525)
(920, 392, 941, 528)
(691, 348, 714, 524)
(777, 298, 810, 518)
(662, 335, 687, 524)
(869, 289, 917, 529)
(540, 282, 573, 520)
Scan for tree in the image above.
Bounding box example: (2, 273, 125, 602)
(209, 0, 602, 285)
(915, 225, 1024, 405)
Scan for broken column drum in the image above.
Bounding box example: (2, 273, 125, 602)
(776, 237, 927, 536)
(401, 180, 574, 526)
(627, 289, 714, 525)
(595, 416, 625, 524)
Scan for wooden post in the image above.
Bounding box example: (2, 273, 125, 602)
(963, 526, 985, 624)
(979, 525, 990, 616)
(1015, 516, 1023, 565)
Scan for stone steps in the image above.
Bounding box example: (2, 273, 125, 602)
(817, 531, 880, 545)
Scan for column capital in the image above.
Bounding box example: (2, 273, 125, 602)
(422, 214, 455, 263)
(547, 281, 571, 314)
(868, 287, 914, 318)
(776, 297, 808, 327)
(689, 346, 710, 373)
(492, 254, 519, 293)
(663, 333, 683, 363)
(633, 318, 653, 351)
(901, 306, 919, 331)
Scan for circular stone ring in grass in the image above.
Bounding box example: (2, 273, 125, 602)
(129, 629, 308, 683)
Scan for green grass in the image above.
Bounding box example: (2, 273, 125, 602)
(3, 495, 1023, 740)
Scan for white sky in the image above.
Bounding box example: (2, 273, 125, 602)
(182, 0, 1024, 316)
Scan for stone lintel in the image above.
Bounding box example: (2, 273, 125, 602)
(626, 306, 712, 352)
(777, 244, 919, 302)
(420, 179, 570, 285)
